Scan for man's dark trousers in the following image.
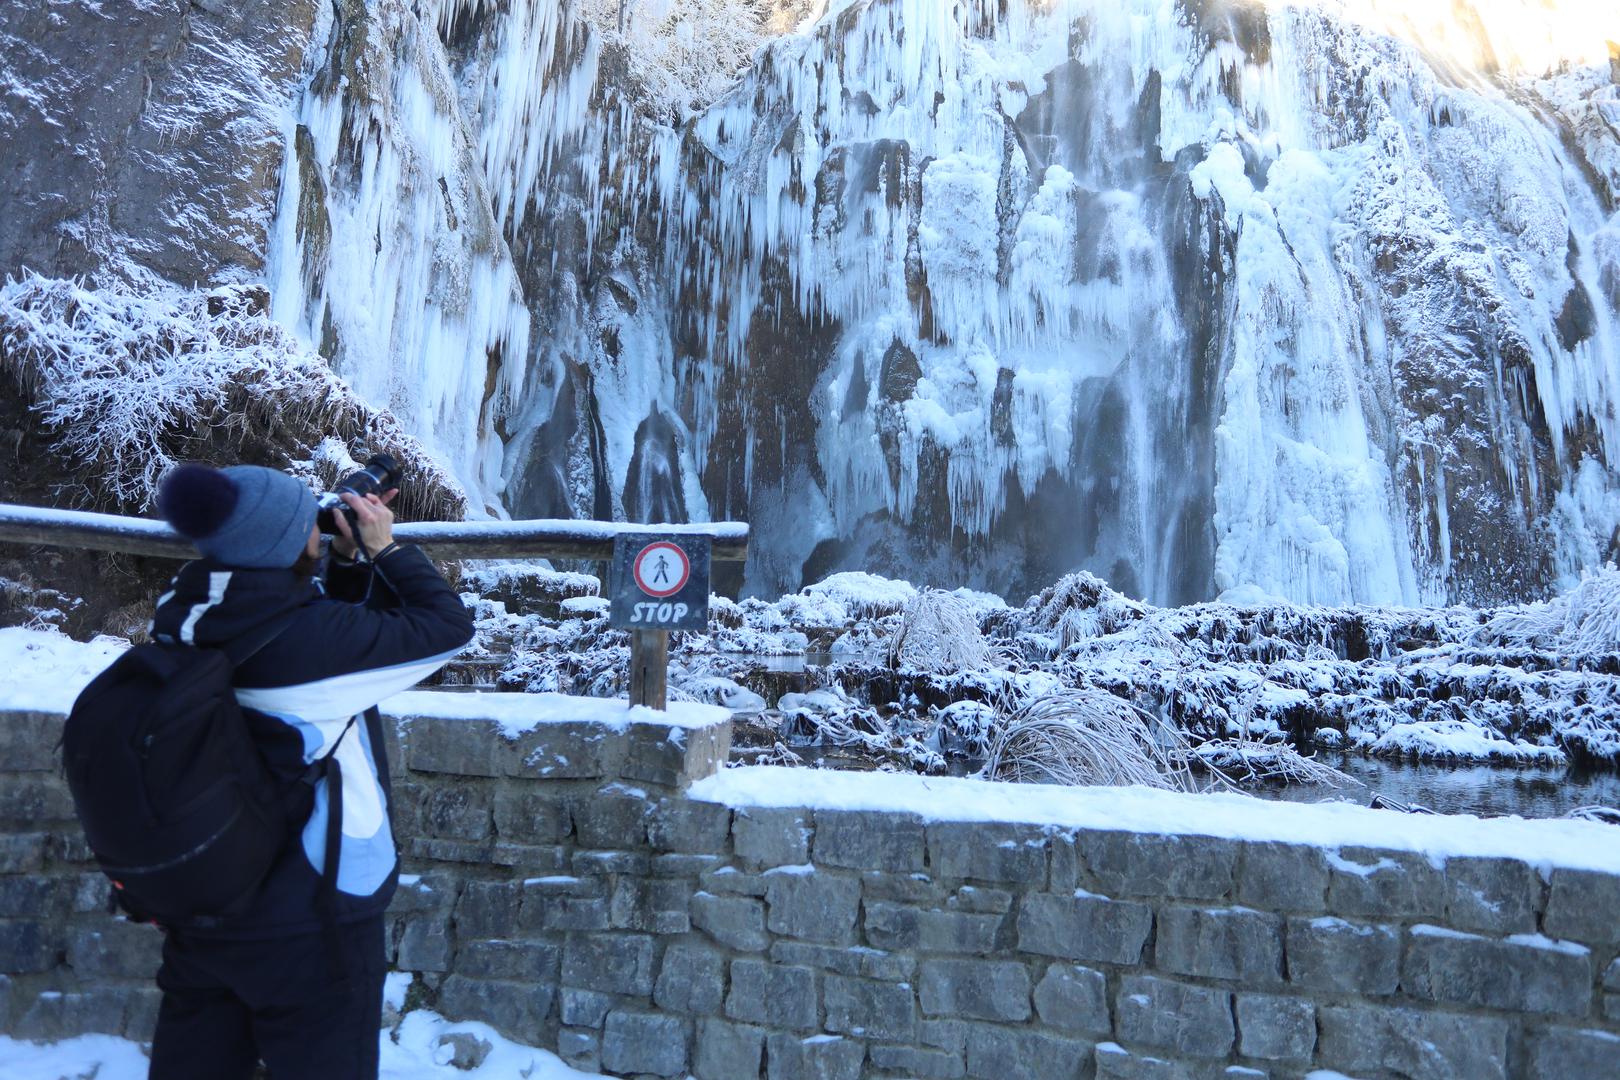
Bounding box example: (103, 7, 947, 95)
(146, 916, 386, 1079)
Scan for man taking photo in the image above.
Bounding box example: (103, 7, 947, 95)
(140, 462, 474, 1079)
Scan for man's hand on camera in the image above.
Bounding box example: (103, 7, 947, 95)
(331, 489, 399, 560)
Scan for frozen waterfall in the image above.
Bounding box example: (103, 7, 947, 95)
(264, 0, 1620, 606)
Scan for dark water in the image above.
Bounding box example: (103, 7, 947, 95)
(743, 651, 835, 673)
(790, 746, 1620, 821)
(1264, 754, 1620, 820)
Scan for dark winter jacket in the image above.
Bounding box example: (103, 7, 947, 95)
(148, 545, 473, 938)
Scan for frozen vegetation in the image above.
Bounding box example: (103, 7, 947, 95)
(0, 275, 465, 521)
(448, 561, 1620, 792)
(6, 555, 1618, 817)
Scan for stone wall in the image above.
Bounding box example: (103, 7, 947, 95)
(0, 704, 165, 1040)
(5, 696, 1620, 1078)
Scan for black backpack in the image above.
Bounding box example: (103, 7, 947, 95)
(61, 614, 346, 927)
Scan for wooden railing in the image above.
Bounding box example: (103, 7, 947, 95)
(0, 502, 749, 710)
(0, 504, 748, 562)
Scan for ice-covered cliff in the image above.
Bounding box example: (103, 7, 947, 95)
(5, 0, 1618, 606)
(485, 0, 1620, 606)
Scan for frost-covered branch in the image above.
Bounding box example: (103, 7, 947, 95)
(1472, 564, 1620, 656)
(979, 686, 1214, 792)
(1184, 739, 1359, 789)
(0, 275, 464, 519)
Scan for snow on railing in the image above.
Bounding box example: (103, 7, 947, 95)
(0, 503, 749, 563)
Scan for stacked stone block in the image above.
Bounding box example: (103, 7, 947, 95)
(387, 728, 1620, 1080)
(390, 762, 1620, 1079)
(0, 708, 162, 1041)
(5, 699, 1620, 1079)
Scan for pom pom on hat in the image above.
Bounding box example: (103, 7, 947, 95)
(158, 464, 240, 539)
(156, 463, 318, 568)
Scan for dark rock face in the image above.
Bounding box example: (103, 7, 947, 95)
(0, 0, 321, 283)
(0, 358, 158, 638)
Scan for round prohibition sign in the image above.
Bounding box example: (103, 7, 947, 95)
(632, 541, 691, 599)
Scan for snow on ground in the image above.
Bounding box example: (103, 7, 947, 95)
(0, 1034, 151, 1080)
(696, 765, 1620, 876)
(0, 1011, 604, 1080)
(0, 627, 129, 713)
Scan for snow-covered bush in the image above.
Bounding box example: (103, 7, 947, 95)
(1021, 572, 1147, 649)
(803, 571, 919, 620)
(1366, 717, 1568, 766)
(933, 699, 996, 756)
(0, 276, 462, 518)
(888, 589, 993, 672)
(674, 675, 767, 713)
(777, 684, 944, 772)
(980, 687, 1203, 791)
(1475, 565, 1620, 656)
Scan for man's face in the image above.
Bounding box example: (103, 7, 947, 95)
(287, 525, 323, 578)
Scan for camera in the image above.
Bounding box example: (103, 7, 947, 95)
(316, 453, 402, 539)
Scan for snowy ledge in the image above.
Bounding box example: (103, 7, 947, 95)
(692, 766, 1620, 876)
(386, 692, 731, 790)
(381, 690, 730, 737)
(0, 628, 129, 714)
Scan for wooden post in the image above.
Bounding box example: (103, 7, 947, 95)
(629, 629, 669, 710)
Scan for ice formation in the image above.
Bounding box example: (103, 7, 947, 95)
(265, 0, 543, 515)
(259, 0, 1620, 606)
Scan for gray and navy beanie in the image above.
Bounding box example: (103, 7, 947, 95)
(157, 464, 319, 569)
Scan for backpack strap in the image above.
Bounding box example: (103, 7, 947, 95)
(301, 716, 357, 987)
(219, 606, 306, 668)
(317, 752, 348, 986)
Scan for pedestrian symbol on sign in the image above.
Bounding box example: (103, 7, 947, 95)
(632, 541, 690, 599)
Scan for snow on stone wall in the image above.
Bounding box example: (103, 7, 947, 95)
(4, 699, 1618, 1077)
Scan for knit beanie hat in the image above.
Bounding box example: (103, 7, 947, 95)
(157, 464, 319, 569)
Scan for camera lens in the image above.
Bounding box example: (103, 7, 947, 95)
(316, 454, 402, 535)
(339, 454, 401, 500)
